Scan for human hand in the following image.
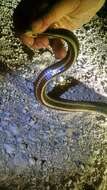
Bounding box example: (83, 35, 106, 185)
(20, 0, 105, 59)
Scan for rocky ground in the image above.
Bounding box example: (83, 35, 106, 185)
(0, 0, 107, 190)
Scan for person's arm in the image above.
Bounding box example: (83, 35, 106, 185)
(31, 0, 105, 33)
(63, 0, 105, 30)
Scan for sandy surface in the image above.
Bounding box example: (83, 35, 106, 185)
(0, 0, 107, 189)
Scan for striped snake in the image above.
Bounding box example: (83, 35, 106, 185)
(32, 28, 107, 115)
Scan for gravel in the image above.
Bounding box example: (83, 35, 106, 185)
(0, 0, 107, 189)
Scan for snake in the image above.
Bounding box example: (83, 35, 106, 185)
(30, 28, 107, 115)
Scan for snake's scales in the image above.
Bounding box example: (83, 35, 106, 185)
(32, 28, 107, 115)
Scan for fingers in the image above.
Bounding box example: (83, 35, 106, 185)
(20, 0, 80, 59)
(50, 38, 66, 59)
(32, 36, 49, 49)
(20, 33, 49, 48)
(20, 33, 34, 47)
(20, 33, 66, 59)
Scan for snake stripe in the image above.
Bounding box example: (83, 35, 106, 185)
(34, 28, 107, 115)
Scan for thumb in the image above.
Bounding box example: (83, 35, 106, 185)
(32, 0, 80, 33)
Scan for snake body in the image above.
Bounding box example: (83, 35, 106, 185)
(33, 28, 107, 115)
